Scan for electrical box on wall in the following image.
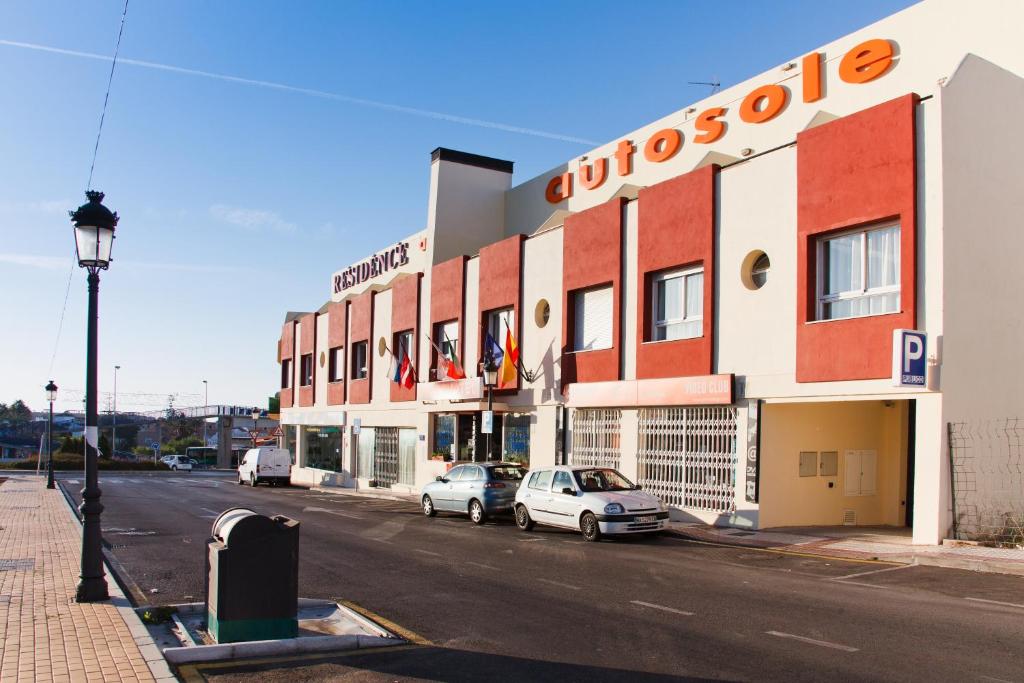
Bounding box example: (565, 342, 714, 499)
(820, 451, 838, 477)
(799, 451, 817, 477)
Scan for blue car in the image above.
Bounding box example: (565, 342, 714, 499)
(421, 462, 527, 524)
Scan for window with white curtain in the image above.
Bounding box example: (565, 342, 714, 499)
(487, 308, 515, 345)
(650, 266, 703, 341)
(573, 285, 613, 351)
(818, 224, 900, 320)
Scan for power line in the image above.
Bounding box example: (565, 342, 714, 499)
(87, 0, 129, 190)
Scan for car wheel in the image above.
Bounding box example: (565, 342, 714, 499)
(237, 475, 244, 485)
(171, 466, 177, 471)
(250, 473, 257, 487)
(422, 495, 436, 518)
(469, 499, 486, 525)
(580, 512, 601, 542)
(515, 504, 535, 531)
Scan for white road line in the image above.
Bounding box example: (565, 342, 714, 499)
(827, 580, 890, 590)
(766, 631, 859, 652)
(831, 564, 911, 581)
(630, 600, 694, 616)
(965, 597, 1024, 610)
(466, 561, 498, 571)
(517, 537, 545, 543)
(413, 549, 442, 557)
(537, 578, 581, 591)
(200, 507, 222, 516)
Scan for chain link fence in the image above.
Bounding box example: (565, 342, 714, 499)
(948, 418, 1024, 548)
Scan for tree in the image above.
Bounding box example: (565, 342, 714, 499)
(98, 434, 112, 458)
(0, 400, 33, 426)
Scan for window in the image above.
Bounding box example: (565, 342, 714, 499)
(447, 465, 466, 481)
(818, 224, 900, 320)
(573, 285, 613, 351)
(529, 470, 553, 490)
(300, 354, 313, 386)
(394, 330, 414, 367)
(461, 466, 483, 481)
(486, 308, 515, 346)
(650, 266, 703, 341)
(303, 426, 341, 472)
(552, 470, 574, 492)
(328, 347, 344, 383)
(434, 320, 458, 379)
(751, 252, 770, 289)
(351, 341, 368, 380)
(281, 359, 293, 389)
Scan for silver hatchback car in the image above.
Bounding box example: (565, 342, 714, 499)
(421, 462, 527, 524)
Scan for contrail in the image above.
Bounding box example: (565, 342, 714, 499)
(0, 38, 598, 146)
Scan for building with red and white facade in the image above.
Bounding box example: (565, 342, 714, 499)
(277, 0, 1024, 545)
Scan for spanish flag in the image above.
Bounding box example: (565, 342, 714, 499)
(499, 326, 519, 388)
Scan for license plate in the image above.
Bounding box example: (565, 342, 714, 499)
(635, 515, 656, 523)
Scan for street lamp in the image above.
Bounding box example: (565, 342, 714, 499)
(70, 189, 118, 603)
(203, 380, 208, 448)
(45, 381, 57, 489)
(250, 408, 261, 449)
(112, 365, 120, 458)
(481, 360, 499, 463)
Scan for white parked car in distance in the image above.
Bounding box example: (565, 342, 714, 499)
(165, 455, 192, 472)
(514, 466, 669, 542)
(238, 447, 291, 487)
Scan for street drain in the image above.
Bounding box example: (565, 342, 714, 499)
(0, 559, 36, 571)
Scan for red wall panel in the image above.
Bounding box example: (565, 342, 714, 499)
(297, 313, 316, 407)
(561, 197, 624, 386)
(796, 94, 918, 382)
(390, 274, 421, 402)
(636, 165, 716, 380)
(279, 320, 295, 408)
(327, 302, 347, 406)
(349, 290, 374, 404)
(430, 256, 467, 377)
(478, 235, 524, 392)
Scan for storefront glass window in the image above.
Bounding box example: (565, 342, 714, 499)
(502, 413, 531, 466)
(358, 427, 375, 478)
(433, 414, 456, 461)
(282, 425, 297, 464)
(303, 426, 342, 472)
(398, 428, 417, 485)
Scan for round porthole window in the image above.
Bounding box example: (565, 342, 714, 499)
(378, 337, 388, 358)
(741, 250, 771, 290)
(535, 299, 551, 328)
(319, 351, 326, 368)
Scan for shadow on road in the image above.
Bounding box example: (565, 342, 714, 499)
(197, 643, 714, 682)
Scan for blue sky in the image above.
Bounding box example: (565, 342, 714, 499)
(0, 0, 914, 414)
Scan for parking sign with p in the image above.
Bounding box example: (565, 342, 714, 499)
(892, 329, 927, 387)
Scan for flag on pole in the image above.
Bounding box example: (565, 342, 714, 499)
(428, 336, 451, 380)
(442, 331, 466, 380)
(390, 348, 402, 384)
(499, 324, 519, 388)
(484, 332, 504, 370)
(400, 354, 415, 389)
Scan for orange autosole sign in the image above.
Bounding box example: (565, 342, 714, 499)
(545, 39, 895, 203)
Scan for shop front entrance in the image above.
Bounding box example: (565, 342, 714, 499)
(432, 412, 531, 465)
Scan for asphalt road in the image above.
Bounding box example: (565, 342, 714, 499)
(59, 472, 1024, 682)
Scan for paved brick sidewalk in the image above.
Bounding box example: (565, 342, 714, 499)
(0, 474, 176, 682)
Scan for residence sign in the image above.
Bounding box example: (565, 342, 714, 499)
(544, 38, 897, 203)
(333, 241, 410, 294)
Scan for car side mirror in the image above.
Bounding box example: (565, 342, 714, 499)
(562, 487, 575, 496)
(435, 476, 446, 482)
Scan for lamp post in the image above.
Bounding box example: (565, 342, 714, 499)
(45, 381, 57, 489)
(250, 408, 261, 449)
(482, 362, 499, 463)
(203, 380, 209, 448)
(70, 189, 117, 603)
(112, 365, 120, 458)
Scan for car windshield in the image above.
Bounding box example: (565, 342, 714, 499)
(573, 468, 634, 492)
(490, 466, 525, 481)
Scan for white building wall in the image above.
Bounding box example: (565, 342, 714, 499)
(314, 312, 329, 408)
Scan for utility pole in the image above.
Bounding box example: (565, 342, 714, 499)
(112, 365, 120, 457)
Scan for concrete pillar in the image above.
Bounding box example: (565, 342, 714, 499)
(619, 409, 639, 481)
(912, 394, 950, 545)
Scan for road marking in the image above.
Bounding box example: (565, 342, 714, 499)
(766, 631, 859, 652)
(301, 506, 364, 520)
(518, 537, 545, 543)
(630, 600, 694, 616)
(413, 549, 442, 557)
(537, 578, 581, 591)
(466, 561, 498, 571)
(200, 507, 222, 517)
(965, 597, 1024, 610)
(338, 600, 433, 646)
(827, 580, 890, 590)
(831, 564, 913, 581)
(664, 535, 897, 566)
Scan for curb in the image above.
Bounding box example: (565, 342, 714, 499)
(309, 486, 418, 504)
(54, 478, 178, 681)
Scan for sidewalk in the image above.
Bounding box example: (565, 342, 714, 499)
(669, 522, 1024, 575)
(0, 474, 176, 682)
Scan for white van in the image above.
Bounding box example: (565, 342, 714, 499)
(238, 447, 291, 487)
